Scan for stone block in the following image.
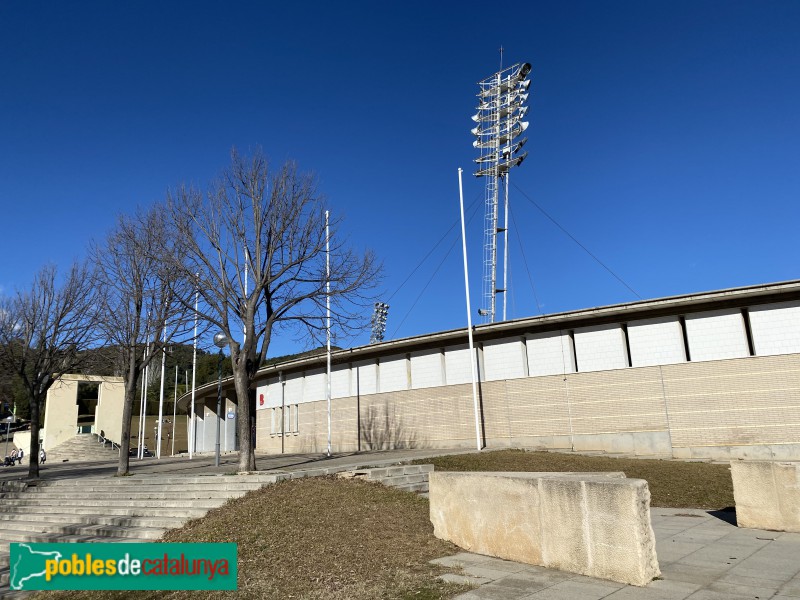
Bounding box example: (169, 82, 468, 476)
(429, 471, 660, 586)
(731, 461, 800, 532)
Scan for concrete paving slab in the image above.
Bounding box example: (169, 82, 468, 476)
(447, 507, 800, 600)
(779, 584, 800, 597)
(438, 572, 492, 586)
(464, 566, 527, 581)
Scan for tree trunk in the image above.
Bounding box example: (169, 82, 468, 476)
(233, 366, 255, 472)
(27, 393, 40, 478)
(117, 381, 136, 476)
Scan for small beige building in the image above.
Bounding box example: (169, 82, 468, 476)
(41, 374, 125, 451)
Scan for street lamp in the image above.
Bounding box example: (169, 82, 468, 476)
(213, 332, 231, 467)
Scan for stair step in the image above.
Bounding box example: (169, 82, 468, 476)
(0, 513, 189, 529)
(3, 489, 251, 500)
(372, 473, 427, 486)
(394, 482, 429, 493)
(46, 474, 285, 487)
(1, 498, 224, 509)
(0, 523, 165, 541)
(25, 481, 274, 494)
(0, 531, 154, 544)
(0, 505, 208, 519)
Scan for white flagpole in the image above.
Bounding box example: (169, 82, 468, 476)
(157, 322, 166, 459)
(325, 210, 332, 457)
(138, 344, 148, 459)
(190, 286, 198, 459)
(171, 365, 177, 456)
(458, 168, 483, 451)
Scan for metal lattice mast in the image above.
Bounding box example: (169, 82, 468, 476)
(472, 61, 531, 323)
(370, 302, 390, 344)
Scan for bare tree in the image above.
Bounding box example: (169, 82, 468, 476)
(0, 263, 100, 478)
(167, 149, 380, 471)
(91, 203, 193, 475)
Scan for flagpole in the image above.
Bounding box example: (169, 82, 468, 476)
(156, 321, 166, 459)
(325, 210, 332, 457)
(458, 168, 483, 451)
(189, 285, 198, 459)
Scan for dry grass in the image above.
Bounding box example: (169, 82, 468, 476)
(415, 449, 734, 509)
(38, 477, 468, 600)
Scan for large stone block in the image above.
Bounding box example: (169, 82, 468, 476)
(731, 461, 800, 532)
(429, 471, 660, 586)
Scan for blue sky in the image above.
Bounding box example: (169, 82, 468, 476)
(1, 1, 799, 357)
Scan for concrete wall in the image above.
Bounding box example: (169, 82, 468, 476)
(43, 378, 80, 451)
(428, 471, 660, 586)
(94, 378, 125, 444)
(253, 298, 800, 460)
(255, 352, 800, 460)
(731, 461, 800, 533)
(42, 375, 125, 451)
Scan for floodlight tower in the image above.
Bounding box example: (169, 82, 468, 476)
(369, 302, 390, 344)
(472, 61, 531, 323)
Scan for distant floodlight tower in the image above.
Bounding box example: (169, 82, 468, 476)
(472, 61, 531, 323)
(369, 302, 390, 344)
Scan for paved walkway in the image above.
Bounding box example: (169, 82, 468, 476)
(3, 448, 799, 599)
(435, 508, 800, 599)
(0, 447, 474, 483)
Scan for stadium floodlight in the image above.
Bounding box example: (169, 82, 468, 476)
(472, 60, 532, 323)
(369, 302, 390, 344)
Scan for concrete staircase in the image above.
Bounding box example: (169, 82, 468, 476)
(0, 462, 436, 592)
(0, 472, 283, 589)
(342, 464, 433, 495)
(44, 433, 120, 463)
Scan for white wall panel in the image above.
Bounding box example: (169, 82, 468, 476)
(354, 360, 377, 396)
(483, 337, 527, 381)
(444, 344, 474, 385)
(749, 301, 800, 356)
(685, 309, 749, 362)
(628, 317, 686, 367)
(379, 354, 408, 393)
(331, 364, 352, 399)
(574, 325, 629, 372)
(256, 378, 281, 410)
(303, 368, 326, 403)
(526, 331, 575, 376)
(283, 372, 304, 405)
(410, 350, 443, 389)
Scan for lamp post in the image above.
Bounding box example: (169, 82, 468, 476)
(213, 332, 230, 467)
(3, 418, 11, 460)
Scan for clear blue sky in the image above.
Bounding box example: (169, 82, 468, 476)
(2, 1, 799, 357)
